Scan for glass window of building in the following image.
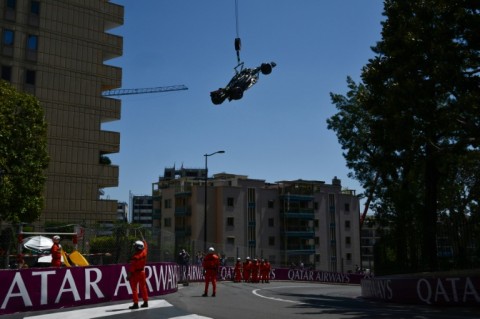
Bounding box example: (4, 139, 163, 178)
(1, 65, 12, 81)
(3, 30, 14, 46)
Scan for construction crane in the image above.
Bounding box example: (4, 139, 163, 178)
(102, 84, 188, 97)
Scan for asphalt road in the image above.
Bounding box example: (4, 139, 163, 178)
(10, 281, 480, 319)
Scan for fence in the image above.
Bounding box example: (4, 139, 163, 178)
(0, 222, 321, 271)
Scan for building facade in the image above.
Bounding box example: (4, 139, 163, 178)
(152, 168, 361, 272)
(131, 195, 153, 229)
(0, 0, 123, 227)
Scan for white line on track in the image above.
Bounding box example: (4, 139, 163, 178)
(252, 285, 314, 304)
(24, 299, 173, 319)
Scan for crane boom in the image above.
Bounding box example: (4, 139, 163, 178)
(102, 85, 188, 97)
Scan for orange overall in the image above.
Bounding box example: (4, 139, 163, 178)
(202, 253, 220, 295)
(51, 243, 62, 268)
(243, 260, 252, 282)
(234, 260, 242, 282)
(129, 241, 148, 303)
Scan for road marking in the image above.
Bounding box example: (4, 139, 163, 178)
(24, 299, 173, 319)
(252, 286, 309, 305)
(170, 316, 212, 319)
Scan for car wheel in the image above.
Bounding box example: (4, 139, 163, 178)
(260, 63, 273, 75)
(230, 87, 243, 100)
(210, 90, 226, 105)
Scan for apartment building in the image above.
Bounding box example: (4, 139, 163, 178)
(360, 216, 380, 272)
(152, 168, 361, 272)
(0, 0, 123, 227)
(117, 201, 128, 222)
(131, 195, 153, 229)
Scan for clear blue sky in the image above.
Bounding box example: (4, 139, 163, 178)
(103, 0, 385, 207)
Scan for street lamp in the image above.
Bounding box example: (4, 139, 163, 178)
(204, 150, 225, 252)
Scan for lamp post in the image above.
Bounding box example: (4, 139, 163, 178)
(204, 150, 225, 252)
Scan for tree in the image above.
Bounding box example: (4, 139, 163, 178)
(327, 0, 479, 273)
(0, 81, 49, 224)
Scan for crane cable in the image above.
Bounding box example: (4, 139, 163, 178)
(234, 0, 242, 64)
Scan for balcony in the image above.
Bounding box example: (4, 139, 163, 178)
(281, 210, 314, 220)
(286, 247, 316, 256)
(283, 227, 315, 238)
(175, 206, 191, 216)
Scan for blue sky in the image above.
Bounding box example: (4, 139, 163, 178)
(103, 0, 385, 207)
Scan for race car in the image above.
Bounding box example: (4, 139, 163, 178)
(210, 61, 276, 105)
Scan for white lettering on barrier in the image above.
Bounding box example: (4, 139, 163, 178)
(85, 268, 104, 300)
(464, 278, 480, 302)
(55, 270, 81, 303)
(114, 267, 131, 296)
(1, 272, 33, 309)
(145, 265, 153, 292)
(417, 277, 480, 305)
(362, 279, 393, 300)
(32, 270, 56, 304)
(1, 263, 179, 315)
(287, 269, 350, 284)
(220, 267, 233, 280)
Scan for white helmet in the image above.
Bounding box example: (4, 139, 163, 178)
(53, 235, 61, 241)
(208, 247, 215, 252)
(134, 240, 144, 250)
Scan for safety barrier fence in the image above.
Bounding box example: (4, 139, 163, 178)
(1, 262, 475, 315)
(0, 262, 365, 316)
(0, 262, 178, 316)
(361, 273, 480, 307)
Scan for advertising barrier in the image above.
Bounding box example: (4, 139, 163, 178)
(0, 263, 368, 316)
(0, 262, 178, 316)
(183, 264, 366, 284)
(361, 275, 480, 306)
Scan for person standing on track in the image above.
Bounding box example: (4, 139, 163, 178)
(234, 257, 242, 282)
(127, 239, 148, 309)
(50, 235, 62, 268)
(202, 247, 220, 297)
(243, 257, 252, 282)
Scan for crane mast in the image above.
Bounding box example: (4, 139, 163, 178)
(102, 85, 188, 97)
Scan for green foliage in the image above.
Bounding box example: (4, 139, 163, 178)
(0, 81, 49, 224)
(328, 1, 480, 273)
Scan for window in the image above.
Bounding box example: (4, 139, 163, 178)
(226, 217, 234, 227)
(164, 218, 171, 227)
(315, 237, 319, 245)
(3, 29, 14, 46)
(7, 0, 16, 9)
(26, 35, 38, 61)
(344, 220, 351, 230)
(226, 237, 235, 245)
(344, 203, 350, 212)
(5, 0, 16, 21)
(25, 70, 36, 85)
(314, 202, 318, 210)
(268, 200, 274, 209)
(346, 253, 352, 261)
(268, 236, 275, 246)
(27, 35, 38, 50)
(268, 218, 274, 227)
(227, 197, 234, 207)
(1, 66, 12, 81)
(30, 1, 40, 14)
(164, 199, 172, 209)
(314, 219, 319, 228)
(345, 236, 351, 245)
(29, 1, 40, 26)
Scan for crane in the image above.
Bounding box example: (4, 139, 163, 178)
(102, 85, 188, 97)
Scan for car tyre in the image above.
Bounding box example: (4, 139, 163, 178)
(210, 90, 226, 105)
(260, 63, 273, 75)
(230, 87, 243, 100)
